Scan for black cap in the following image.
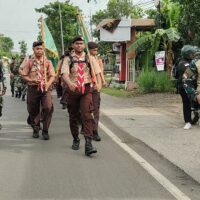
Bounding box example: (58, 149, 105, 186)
(72, 36, 84, 43)
(88, 41, 99, 49)
(33, 41, 43, 48)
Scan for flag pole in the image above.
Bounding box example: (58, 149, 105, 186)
(78, 14, 106, 86)
(77, 14, 97, 85)
(41, 16, 47, 90)
(58, 0, 64, 55)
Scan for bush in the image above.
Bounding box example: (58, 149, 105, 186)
(137, 69, 174, 93)
(155, 72, 174, 92)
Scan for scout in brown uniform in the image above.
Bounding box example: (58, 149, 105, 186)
(88, 42, 106, 141)
(61, 36, 101, 156)
(21, 41, 55, 140)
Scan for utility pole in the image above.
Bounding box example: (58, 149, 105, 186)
(58, 0, 64, 55)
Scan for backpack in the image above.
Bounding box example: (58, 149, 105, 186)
(68, 54, 92, 76)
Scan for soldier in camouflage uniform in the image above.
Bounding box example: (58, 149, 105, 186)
(0, 59, 7, 129)
(176, 45, 198, 130)
(8, 56, 17, 97)
(15, 55, 26, 99)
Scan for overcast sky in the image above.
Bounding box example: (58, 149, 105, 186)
(0, 0, 108, 53)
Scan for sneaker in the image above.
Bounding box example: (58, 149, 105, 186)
(183, 122, 192, 130)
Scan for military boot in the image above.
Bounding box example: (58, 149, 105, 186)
(72, 137, 80, 150)
(22, 95, 26, 101)
(85, 138, 97, 156)
(93, 130, 101, 142)
(42, 130, 49, 140)
(32, 127, 39, 138)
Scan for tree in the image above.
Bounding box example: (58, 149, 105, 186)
(171, 0, 200, 46)
(35, 1, 78, 55)
(91, 0, 145, 55)
(18, 40, 27, 56)
(0, 35, 14, 57)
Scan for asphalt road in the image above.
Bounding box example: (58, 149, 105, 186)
(0, 91, 200, 200)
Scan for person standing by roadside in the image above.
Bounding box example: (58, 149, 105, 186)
(21, 41, 55, 140)
(176, 45, 197, 130)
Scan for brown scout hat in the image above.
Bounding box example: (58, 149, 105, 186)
(88, 41, 99, 49)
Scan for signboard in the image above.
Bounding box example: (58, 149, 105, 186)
(100, 19, 131, 42)
(155, 51, 165, 71)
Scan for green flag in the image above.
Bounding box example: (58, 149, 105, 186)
(43, 20, 59, 71)
(76, 14, 92, 50)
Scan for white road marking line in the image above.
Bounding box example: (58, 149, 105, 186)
(99, 122, 191, 200)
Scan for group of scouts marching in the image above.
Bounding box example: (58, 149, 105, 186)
(15, 36, 106, 157)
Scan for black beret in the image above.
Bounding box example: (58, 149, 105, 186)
(33, 41, 43, 48)
(72, 36, 84, 43)
(88, 41, 99, 49)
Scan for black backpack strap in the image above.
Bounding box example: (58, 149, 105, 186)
(69, 54, 90, 72)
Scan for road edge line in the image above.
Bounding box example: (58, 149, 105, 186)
(99, 121, 191, 200)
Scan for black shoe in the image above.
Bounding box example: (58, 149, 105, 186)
(62, 104, 67, 110)
(22, 95, 25, 101)
(42, 131, 49, 140)
(80, 126, 84, 135)
(12, 93, 14, 97)
(32, 129, 39, 138)
(27, 116, 31, 125)
(191, 112, 199, 125)
(85, 138, 97, 156)
(93, 131, 101, 142)
(72, 138, 80, 150)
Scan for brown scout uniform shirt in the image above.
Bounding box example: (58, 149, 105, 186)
(21, 55, 55, 86)
(61, 52, 101, 85)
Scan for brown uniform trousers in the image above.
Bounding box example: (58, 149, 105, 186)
(60, 87, 68, 105)
(92, 91, 101, 132)
(67, 84, 94, 139)
(27, 86, 53, 132)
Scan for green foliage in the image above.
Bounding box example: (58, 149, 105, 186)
(137, 70, 174, 93)
(91, 0, 145, 56)
(155, 71, 174, 92)
(18, 40, 27, 56)
(171, 0, 200, 46)
(101, 87, 133, 97)
(0, 35, 14, 58)
(35, 1, 78, 55)
(128, 28, 180, 70)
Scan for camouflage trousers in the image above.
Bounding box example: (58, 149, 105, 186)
(0, 96, 3, 117)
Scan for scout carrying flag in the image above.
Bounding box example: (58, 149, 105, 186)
(40, 17, 59, 72)
(76, 14, 106, 86)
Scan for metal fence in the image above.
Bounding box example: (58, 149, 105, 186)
(126, 59, 136, 82)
